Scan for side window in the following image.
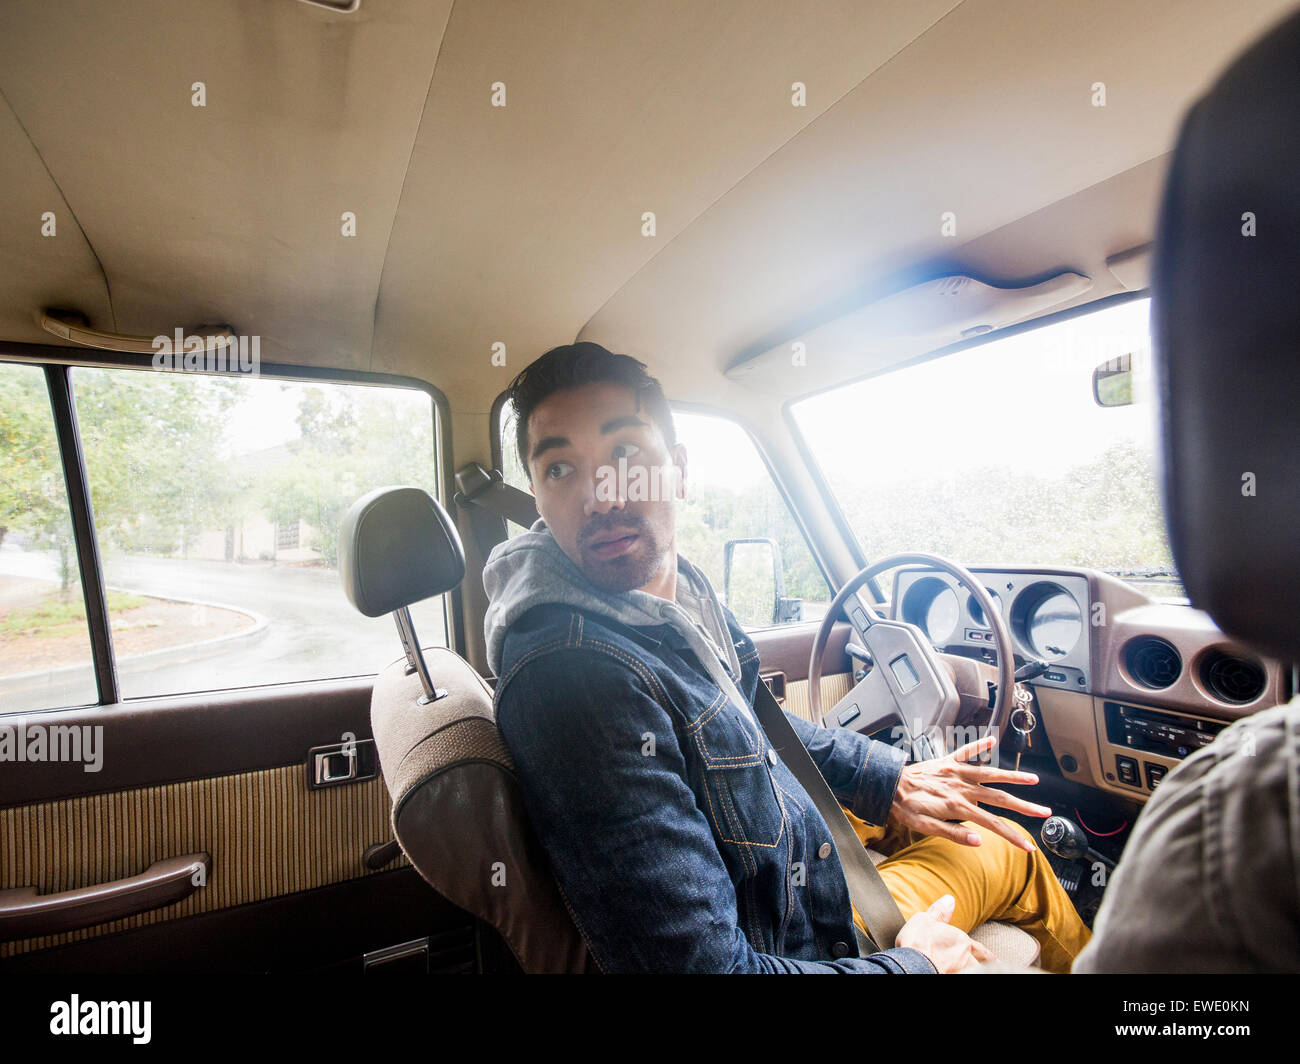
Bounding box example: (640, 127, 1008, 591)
(671, 411, 830, 629)
(0, 364, 98, 712)
(496, 397, 829, 628)
(2, 365, 448, 706)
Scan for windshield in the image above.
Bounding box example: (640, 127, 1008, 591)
(791, 296, 1185, 601)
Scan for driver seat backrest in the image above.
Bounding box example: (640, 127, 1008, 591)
(338, 486, 599, 973)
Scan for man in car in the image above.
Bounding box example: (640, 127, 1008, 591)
(484, 341, 1091, 973)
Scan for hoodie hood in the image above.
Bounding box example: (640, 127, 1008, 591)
(483, 519, 751, 720)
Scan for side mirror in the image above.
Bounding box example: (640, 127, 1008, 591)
(723, 537, 803, 627)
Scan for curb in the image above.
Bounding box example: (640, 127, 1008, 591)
(0, 586, 268, 686)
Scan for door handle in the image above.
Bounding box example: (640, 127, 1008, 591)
(0, 852, 210, 941)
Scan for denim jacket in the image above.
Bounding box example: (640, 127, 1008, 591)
(483, 522, 932, 974)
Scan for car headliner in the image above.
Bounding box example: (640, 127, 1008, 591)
(0, 0, 1293, 420)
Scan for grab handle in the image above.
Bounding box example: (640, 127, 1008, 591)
(0, 852, 210, 941)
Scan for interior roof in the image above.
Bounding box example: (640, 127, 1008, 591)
(1, 0, 1295, 415)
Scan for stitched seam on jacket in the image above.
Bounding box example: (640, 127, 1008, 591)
(852, 739, 886, 825)
(684, 690, 729, 735)
(700, 760, 786, 855)
(691, 693, 765, 765)
(715, 773, 764, 949)
(497, 629, 670, 711)
(776, 793, 804, 953)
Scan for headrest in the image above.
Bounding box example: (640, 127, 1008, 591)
(1152, 9, 1300, 663)
(338, 486, 466, 617)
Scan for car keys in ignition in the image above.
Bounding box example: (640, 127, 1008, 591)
(1007, 684, 1037, 772)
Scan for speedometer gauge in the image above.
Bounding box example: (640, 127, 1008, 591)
(900, 576, 959, 645)
(924, 588, 959, 644)
(1020, 586, 1082, 659)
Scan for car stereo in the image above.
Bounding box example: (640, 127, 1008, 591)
(1103, 701, 1225, 760)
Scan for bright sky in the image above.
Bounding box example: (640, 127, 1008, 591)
(672, 410, 772, 489)
(793, 297, 1156, 483)
(220, 378, 305, 457)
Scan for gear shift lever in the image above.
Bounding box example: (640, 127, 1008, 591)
(1040, 815, 1115, 871)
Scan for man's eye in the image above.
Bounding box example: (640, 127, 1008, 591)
(546, 461, 573, 480)
(612, 442, 641, 461)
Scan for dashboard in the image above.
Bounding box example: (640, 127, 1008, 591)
(884, 566, 1293, 805)
(894, 568, 1093, 694)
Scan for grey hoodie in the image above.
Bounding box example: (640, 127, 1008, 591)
(482, 519, 756, 725)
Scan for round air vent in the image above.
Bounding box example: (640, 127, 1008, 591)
(1200, 650, 1267, 705)
(1124, 636, 1182, 689)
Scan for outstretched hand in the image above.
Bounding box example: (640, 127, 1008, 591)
(889, 734, 1050, 851)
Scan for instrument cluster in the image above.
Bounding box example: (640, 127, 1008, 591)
(892, 568, 1093, 692)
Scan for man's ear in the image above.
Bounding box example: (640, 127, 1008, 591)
(671, 442, 688, 500)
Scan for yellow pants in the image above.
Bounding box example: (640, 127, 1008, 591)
(843, 806, 1091, 973)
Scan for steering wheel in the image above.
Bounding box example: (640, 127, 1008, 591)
(808, 553, 1017, 762)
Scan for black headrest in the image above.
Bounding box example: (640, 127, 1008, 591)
(338, 486, 465, 617)
(1153, 9, 1300, 663)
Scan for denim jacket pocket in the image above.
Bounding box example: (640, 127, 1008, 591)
(692, 697, 786, 850)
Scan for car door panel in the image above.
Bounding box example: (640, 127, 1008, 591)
(0, 676, 493, 970)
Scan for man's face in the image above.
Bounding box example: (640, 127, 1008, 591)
(525, 380, 686, 595)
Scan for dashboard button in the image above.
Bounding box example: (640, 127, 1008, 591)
(1145, 762, 1167, 789)
(1116, 755, 1140, 786)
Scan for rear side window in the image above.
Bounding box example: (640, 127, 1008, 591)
(72, 367, 447, 701)
(1, 362, 447, 711)
(0, 364, 98, 712)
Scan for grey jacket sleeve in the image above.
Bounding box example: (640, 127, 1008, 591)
(1072, 697, 1300, 973)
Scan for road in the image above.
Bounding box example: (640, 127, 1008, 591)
(0, 546, 448, 712)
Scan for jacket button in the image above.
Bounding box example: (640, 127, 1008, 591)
(767, 749, 778, 766)
(832, 941, 851, 958)
(817, 842, 833, 859)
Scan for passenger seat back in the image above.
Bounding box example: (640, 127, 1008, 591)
(339, 486, 598, 973)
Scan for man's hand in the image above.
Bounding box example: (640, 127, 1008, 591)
(890, 734, 1050, 851)
(895, 894, 995, 973)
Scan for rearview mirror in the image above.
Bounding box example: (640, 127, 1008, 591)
(1092, 350, 1148, 407)
(1092, 348, 1154, 411)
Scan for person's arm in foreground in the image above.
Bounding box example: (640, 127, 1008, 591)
(497, 648, 940, 973)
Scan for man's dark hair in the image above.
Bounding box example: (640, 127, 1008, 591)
(505, 342, 676, 482)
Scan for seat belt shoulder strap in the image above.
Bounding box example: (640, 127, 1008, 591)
(750, 679, 906, 954)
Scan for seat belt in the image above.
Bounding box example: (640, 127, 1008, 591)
(455, 464, 905, 954)
(751, 679, 906, 956)
(453, 463, 540, 560)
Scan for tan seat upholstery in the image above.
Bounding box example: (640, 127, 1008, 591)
(865, 847, 1041, 968)
(371, 647, 599, 973)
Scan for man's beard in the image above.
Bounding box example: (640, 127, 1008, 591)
(577, 514, 669, 593)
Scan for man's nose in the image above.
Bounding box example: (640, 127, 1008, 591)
(582, 463, 626, 516)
